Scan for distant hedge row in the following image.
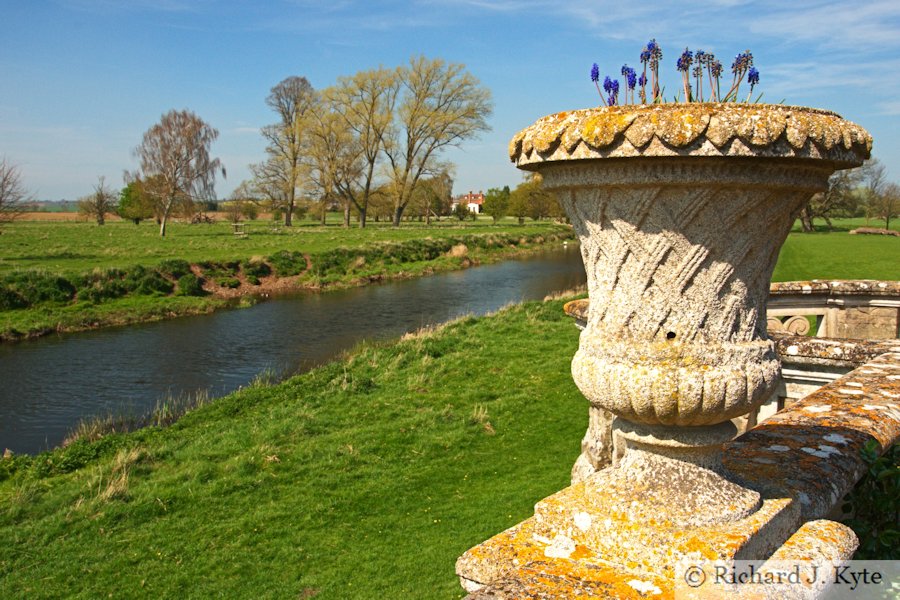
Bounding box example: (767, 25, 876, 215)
(0, 231, 574, 311)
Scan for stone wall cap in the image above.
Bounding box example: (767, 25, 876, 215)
(510, 103, 872, 168)
(770, 279, 900, 297)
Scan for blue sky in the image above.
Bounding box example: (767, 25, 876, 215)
(1, 0, 898, 201)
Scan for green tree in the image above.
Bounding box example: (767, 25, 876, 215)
(452, 200, 470, 221)
(409, 168, 453, 224)
(319, 67, 398, 228)
(118, 179, 155, 225)
(508, 185, 529, 225)
(510, 174, 559, 222)
(482, 186, 510, 224)
(384, 56, 492, 227)
(133, 109, 225, 237)
(872, 182, 899, 231)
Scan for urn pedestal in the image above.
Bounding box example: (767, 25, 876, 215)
(457, 104, 871, 596)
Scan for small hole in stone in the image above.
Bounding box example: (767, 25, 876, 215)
(666, 331, 676, 340)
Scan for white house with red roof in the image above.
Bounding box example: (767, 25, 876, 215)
(451, 191, 484, 214)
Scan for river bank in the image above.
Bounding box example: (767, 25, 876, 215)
(0, 226, 575, 342)
(0, 296, 586, 598)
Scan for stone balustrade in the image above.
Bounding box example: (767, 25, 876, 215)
(767, 280, 900, 339)
(456, 348, 900, 598)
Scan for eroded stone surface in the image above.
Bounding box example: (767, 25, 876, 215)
(725, 351, 900, 520)
(556, 158, 828, 427)
(510, 104, 871, 168)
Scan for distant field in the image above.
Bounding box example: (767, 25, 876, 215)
(775, 218, 899, 281)
(1, 216, 896, 281)
(0, 217, 563, 276)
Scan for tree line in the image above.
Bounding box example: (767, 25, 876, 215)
(1, 55, 492, 237)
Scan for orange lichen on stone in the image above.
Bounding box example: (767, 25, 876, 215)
(532, 113, 570, 153)
(457, 517, 674, 599)
(508, 131, 525, 161)
(725, 351, 900, 520)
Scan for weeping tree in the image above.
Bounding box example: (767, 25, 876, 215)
(133, 109, 225, 237)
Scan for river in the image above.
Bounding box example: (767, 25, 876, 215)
(0, 246, 585, 454)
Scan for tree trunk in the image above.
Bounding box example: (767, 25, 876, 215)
(159, 216, 168, 237)
(285, 201, 294, 226)
(392, 205, 404, 227)
(343, 203, 350, 228)
(798, 207, 814, 232)
(359, 208, 367, 228)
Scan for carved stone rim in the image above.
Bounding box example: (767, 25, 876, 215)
(509, 103, 872, 167)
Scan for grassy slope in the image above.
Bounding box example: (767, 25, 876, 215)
(0, 300, 584, 599)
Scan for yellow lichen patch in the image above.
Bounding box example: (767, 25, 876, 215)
(508, 131, 525, 161)
(532, 114, 569, 154)
(580, 112, 636, 149)
(678, 535, 720, 561)
(561, 114, 585, 152)
(817, 114, 844, 150)
(522, 133, 535, 157)
(736, 108, 787, 146)
(785, 112, 811, 149)
(656, 106, 710, 146)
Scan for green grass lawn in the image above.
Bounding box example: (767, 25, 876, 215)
(0, 216, 554, 276)
(0, 300, 584, 599)
(774, 219, 899, 281)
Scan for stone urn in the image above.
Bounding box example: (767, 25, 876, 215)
(457, 103, 871, 595)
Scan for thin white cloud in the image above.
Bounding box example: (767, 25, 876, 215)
(875, 101, 900, 116)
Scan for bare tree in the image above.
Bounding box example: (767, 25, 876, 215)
(249, 157, 295, 221)
(410, 167, 454, 224)
(321, 67, 398, 228)
(861, 158, 887, 224)
(798, 168, 862, 232)
(78, 176, 117, 225)
(0, 158, 31, 232)
(133, 109, 225, 237)
(383, 56, 492, 227)
(873, 182, 899, 231)
(262, 76, 316, 226)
